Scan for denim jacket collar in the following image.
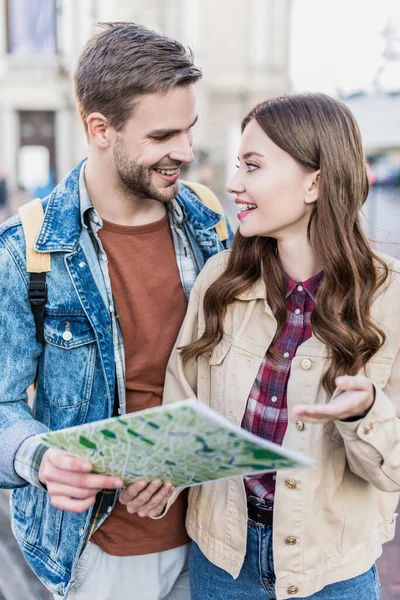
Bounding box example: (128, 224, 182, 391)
(34, 160, 224, 253)
(174, 184, 222, 230)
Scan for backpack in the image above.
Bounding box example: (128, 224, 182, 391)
(19, 182, 229, 344)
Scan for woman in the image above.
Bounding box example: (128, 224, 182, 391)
(123, 93, 400, 599)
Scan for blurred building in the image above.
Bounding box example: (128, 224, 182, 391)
(0, 0, 291, 197)
(343, 19, 400, 186)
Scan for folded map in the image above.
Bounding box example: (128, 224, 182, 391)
(38, 399, 314, 488)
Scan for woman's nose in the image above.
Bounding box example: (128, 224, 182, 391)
(226, 172, 245, 195)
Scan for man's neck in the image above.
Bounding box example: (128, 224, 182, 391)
(84, 156, 166, 227)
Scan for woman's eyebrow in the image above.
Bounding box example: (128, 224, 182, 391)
(238, 151, 264, 160)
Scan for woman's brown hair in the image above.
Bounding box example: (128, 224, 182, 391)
(181, 92, 389, 394)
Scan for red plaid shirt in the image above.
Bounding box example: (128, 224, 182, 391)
(242, 270, 323, 501)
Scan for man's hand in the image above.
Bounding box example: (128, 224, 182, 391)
(39, 448, 124, 513)
(119, 480, 175, 518)
(292, 375, 375, 423)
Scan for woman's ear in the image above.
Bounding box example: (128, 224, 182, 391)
(304, 170, 320, 205)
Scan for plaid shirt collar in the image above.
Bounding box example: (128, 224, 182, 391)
(284, 270, 324, 301)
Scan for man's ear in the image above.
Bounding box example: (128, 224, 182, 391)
(304, 170, 320, 205)
(86, 112, 111, 148)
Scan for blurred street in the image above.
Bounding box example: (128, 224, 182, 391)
(0, 491, 52, 600)
(365, 186, 400, 259)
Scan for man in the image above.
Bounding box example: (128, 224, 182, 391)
(0, 23, 233, 600)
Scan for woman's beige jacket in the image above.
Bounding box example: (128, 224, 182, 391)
(161, 251, 400, 599)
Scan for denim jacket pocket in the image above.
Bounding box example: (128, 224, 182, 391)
(43, 312, 96, 409)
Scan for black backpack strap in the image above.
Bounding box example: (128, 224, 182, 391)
(29, 272, 47, 344)
(19, 199, 51, 345)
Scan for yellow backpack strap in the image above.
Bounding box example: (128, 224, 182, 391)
(181, 180, 229, 242)
(19, 199, 50, 344)
(19, 198, 51, 273)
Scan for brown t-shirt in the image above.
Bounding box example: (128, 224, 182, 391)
(92, 212, 190, 556)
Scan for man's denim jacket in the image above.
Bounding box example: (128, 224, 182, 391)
(0, 161, 233, 598)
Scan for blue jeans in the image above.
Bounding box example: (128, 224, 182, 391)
(189, 523, 381, 599)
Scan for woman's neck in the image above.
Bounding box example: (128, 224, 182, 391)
(277, 234, 322, 283)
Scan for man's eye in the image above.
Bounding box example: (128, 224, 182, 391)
(152, 134, 172, 142)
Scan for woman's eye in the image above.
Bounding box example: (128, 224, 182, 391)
(245, 162, 258, 172)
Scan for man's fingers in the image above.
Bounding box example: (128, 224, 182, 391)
(121, 480, 174, 515)
(43, 464, 123, 490)
(119, 480, 148, 505)
(50, 494, 97, 513)
(126, 480, 163, 511)
(138, 485, 174, 517)
(47, 482, 103, 500)
(47, 448, 93, 473)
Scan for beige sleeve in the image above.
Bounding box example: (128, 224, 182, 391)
(335, 348, 400, 492)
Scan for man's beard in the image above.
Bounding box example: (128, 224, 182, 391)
(113, 137, 180, 203)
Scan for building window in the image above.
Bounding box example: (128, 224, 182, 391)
(18, 111, 56, 196)
(249, 0, 268, 67)
(7, 0, 57, 56)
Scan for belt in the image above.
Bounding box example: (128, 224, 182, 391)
(247, 497, 274, 526)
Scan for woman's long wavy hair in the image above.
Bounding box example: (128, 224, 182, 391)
(181, 93, 389, 394)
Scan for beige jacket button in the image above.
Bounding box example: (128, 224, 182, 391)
(285, 479, 297, 490)
(363, 424, 373, 435)
(301, 358, 312, 370)
(287, 586, 299, 595)
(285, 536, 297, 545)
(295, 420, 304, 431)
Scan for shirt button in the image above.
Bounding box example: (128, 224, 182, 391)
(62, 331, 72, 341)
(286, 536, 297, 545)
(285, 479, 297, 490)
(107, 506, 112, 513)
(101, 255, 108, 262)
(295, 308, 301, 315)
(271, 396, 278, 403)
(79, 261, 86, 268)
(283, 352, 290, 358)
(297, 285, 303, 291)
(287, 586, 300, 595)
(78, 528, 84, 537)
(295, 420, 304, 432)
(109, 304, 114, 313)
(301, 358, 312, 370)
(93, 215, 100, 224)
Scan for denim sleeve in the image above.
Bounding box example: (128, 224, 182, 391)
(0, 238, 50, 488)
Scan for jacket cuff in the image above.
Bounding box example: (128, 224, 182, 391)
(14, 434, 49, 488)
(335, 383, 396, 449)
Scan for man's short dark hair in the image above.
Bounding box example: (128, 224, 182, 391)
(74, 22, 202, 133)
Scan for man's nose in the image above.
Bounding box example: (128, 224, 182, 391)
(169, 135, 195, 164)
